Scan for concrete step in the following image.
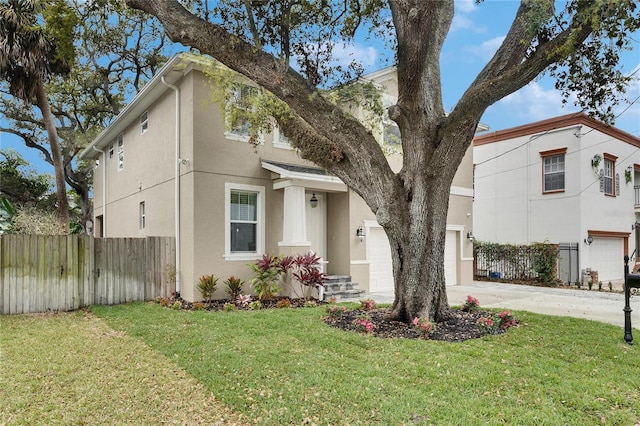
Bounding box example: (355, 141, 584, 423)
(322, 275, 365, 300)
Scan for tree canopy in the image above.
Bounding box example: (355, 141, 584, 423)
(0, 0, 171, 231)
(128, 0, 638, 322)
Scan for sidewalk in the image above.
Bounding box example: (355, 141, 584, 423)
(359, 280, 640, 329)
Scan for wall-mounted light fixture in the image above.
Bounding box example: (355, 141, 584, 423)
(310, 192, 318, 208)
(584, 235, 593, 245)
(466, 231, 475, 242)
(356, 226, 365, 242)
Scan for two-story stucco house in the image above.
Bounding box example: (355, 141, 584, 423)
(81, 53, 477, 302)
(473, 113, 640, 285)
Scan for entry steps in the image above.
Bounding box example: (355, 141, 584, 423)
(322, 275, 365, 301)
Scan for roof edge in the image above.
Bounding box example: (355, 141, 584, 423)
(473, 112, 640, 148)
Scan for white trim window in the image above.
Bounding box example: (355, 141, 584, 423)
(117, 134, 124, 171)
(139, 201, 146, 230)
(140, 110, 148, 134)
(540, 148, 566, 193)
(108, 143, 114, 159)
(225, 83, 260, 142)
(225, 183, 265, 260)
(603, 156, 615, 196)
(273, 125, 292, 150)
(543, 154, 565, 192)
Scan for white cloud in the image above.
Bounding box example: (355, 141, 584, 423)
(491, 73, 640, 135)
(498, 82, 577, 121)
(451, 0, 486, 33)
(331, 42, 379, 71)
(464, 36, 505, 61)
(455, 0, 477, 14)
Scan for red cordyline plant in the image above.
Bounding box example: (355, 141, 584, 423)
(249, 252, 326, 300)
(292, 252, 326, 300)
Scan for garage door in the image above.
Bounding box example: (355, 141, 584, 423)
(368, 227, 394, 292)
(368, 228, 457, 292)
(444, 231, 457, 286)
(590, 237, 624, 282)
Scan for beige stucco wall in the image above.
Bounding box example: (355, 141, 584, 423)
(90, 60, 475, 301)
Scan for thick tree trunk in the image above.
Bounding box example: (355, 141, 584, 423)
(384, 168, 452, 323)
(35, 80, 69, 232)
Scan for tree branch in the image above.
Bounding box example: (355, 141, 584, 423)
(0, 127, 53, 164)
(125, 0, 399, 212)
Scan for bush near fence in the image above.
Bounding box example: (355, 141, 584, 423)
(0, 235, 175, 314)
(473, 241, 561, 286)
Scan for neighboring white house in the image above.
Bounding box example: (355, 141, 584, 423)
(473, 113, 640, 284)
(80, 53, 478, 302)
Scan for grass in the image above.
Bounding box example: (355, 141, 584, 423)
(84, 302, 640, 425)
(0, 310, 248, 425)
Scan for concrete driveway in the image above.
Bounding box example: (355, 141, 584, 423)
(360, 280, 640, 330)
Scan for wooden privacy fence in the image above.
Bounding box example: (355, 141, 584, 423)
(0, 235, 175, 314)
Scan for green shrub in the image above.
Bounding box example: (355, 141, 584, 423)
(224, 276, 244, 300)
(197, 274, 219, 302)
(249, 254, 292, 300)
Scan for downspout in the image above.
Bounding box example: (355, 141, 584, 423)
(161, 76, 181, 296)
(92, 146, 107, 237)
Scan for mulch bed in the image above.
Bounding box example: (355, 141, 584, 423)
(163, 296, 515, 342)
(323, 308, 512, 342)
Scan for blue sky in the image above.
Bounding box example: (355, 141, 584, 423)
(2, 0, 639, 177)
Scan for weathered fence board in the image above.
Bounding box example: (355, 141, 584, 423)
(0, 235, 175, 314)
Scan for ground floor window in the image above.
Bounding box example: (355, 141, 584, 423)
(225, 183, 265, 260)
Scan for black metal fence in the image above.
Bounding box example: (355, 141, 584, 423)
(473, 241, 559, 285)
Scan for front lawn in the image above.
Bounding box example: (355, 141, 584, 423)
(90, 302, 640, 425)
(0, 311, 247, 425)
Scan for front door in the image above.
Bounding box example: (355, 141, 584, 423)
(306, 192, 327, 262)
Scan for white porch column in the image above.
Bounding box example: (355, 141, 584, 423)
(279, 186, 310, 246)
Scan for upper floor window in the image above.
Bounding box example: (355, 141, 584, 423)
(108, 143, 114, 159)
(540, 148, 566, 193)
(383, 121, 401, 147)
(273, 125, 292, 150)
(381, 94, 401, 149)
(602, 153, 618, 196)
(140, 111, 148, 134)
(139, 201, 146, 229)
(225, 84, 259, 142)
(117, 134, 124, 171)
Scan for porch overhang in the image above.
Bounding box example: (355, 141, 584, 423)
(261, 160, 347, 192)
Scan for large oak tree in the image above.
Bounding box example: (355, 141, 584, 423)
(1, 0, 169, 232)
(126, 0, 639, 322)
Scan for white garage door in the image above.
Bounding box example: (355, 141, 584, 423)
(444, 231, 457, 286)
(368, 227, 394, 292)
(368, 228, 457, 292)
(590, 237, 624, 282)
